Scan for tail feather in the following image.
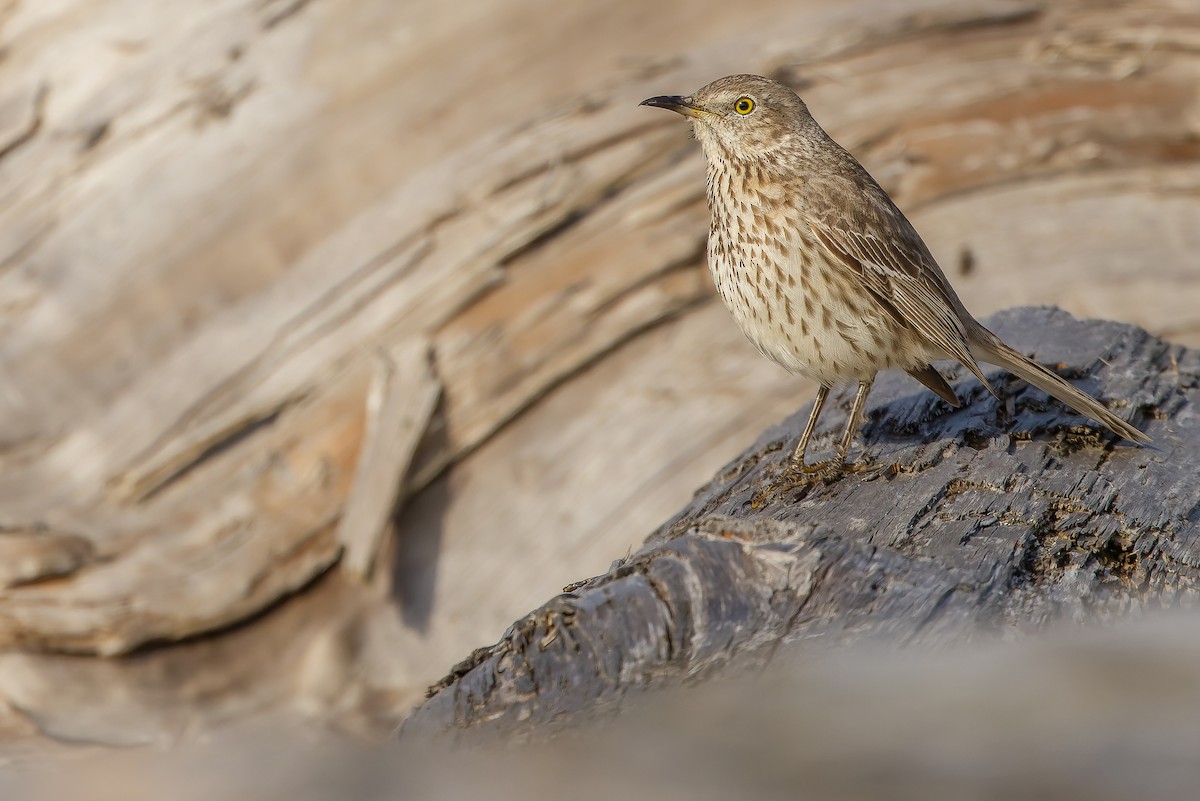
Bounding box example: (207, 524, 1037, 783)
(907, 365, 961, 407)
(967, 335, 1149, 445)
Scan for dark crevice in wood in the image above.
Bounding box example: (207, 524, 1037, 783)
(0, 82, 46, 162)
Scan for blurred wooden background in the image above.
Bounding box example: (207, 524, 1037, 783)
(0, 0, 1198, 748)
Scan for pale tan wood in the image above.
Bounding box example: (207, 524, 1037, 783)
(338, 339, 439, 580)
(0, 525, 93, 590)
(0, 362, 373, 653)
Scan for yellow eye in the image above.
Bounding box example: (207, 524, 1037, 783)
(734, 97, 755, 115)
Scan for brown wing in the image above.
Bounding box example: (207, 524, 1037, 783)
(805, 172, 994, 393)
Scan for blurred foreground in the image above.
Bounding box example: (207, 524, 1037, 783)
(7, 612, 1200, 801)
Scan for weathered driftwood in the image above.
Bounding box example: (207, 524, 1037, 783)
(403, 307, 1195, 739)
(3, 0, 1200, 663)
(1, 0, 1200, 752)
(337, 339, 439, 580)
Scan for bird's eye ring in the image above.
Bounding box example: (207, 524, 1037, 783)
(734, 97, 755, 115)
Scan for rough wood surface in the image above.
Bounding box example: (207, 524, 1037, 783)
(403, 308, 1194, 739)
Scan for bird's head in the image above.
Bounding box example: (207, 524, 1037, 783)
(640, 74, 814, 163)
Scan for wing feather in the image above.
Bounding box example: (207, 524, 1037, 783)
(804, 187, 993, 393)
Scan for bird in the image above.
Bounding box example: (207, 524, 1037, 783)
(640, 74, 1148, 476)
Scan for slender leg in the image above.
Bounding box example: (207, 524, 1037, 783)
(790, 385, 831, 469)
(829, 378, 875, 471)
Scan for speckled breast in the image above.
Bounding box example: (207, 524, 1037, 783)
(705, 166, 927, 386)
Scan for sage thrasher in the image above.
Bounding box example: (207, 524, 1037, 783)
(641, 74, 1148, 475)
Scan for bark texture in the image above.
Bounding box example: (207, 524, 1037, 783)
(405, 307, 1195, 739)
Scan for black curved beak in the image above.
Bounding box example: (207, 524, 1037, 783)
(639, 95, 705, 118)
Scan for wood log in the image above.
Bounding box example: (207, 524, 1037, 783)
(3, 0, 1199, 660)
(403, 307, 1194, 739)
(337, 339, 439, 580)
(0, 0, 1198, 750)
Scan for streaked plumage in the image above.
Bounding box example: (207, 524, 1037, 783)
(641, 74, 1148, 473)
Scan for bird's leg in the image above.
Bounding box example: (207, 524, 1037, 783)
(753, 386, 832, 505)
(757, 381, 872, 505)
(824, 378, 874, 476)
(789, 385, 831, 471)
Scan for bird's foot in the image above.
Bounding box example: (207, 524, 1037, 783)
(750, 457, 849, 508)
(795, 457, 853, 483)
(792, 459, 835, 476)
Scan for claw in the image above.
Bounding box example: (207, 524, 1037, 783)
(750, 460, 831, 508)
(750, 474, 808, 508)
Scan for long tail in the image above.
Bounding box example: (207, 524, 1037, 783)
(967, 332, 1150, 445)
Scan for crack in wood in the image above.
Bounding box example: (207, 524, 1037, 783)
(0, 82, 46, 162)
(111, 234, 435, 501)
(260, 0, 314, 30)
